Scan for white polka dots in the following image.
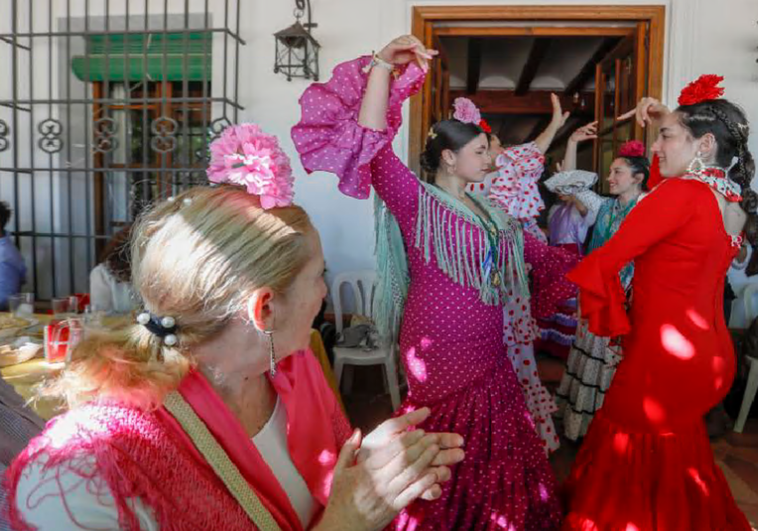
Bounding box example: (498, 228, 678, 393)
(291, 56, 562, 529)
(486, 144, 546, 223)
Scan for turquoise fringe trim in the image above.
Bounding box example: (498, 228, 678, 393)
(373, 182, 530, 342)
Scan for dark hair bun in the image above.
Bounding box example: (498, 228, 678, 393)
(419, 119, 484, 177)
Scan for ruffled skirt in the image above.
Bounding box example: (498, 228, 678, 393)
(393, 358, 561, 530)
(562, 412, 751, 531)
(555, 321, 621, 441)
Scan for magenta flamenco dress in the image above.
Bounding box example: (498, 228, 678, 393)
(292, 57, 575, 530)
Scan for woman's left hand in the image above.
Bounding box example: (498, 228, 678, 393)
(358, 407, 465, 501)
(377, 35, 438, 72)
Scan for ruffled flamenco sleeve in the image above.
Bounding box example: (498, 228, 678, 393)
(523, 231, 579, 320)
(566, 177, 696, 338)
(291, 56, 427, 200)
(567, 252, 631, 338)
(488, 142, 546, 220)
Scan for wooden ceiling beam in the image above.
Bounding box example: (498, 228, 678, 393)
(564, 37, 621, 96)
(450, 89, 592, 115)
(515, 38, 552, 96)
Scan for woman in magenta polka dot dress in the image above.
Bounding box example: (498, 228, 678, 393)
(293, 35, 571, 530)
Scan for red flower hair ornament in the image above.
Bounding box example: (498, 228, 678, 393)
(678, 74, 725, 106)
(618, 140, 646, 158)
(479, 119, 492, 134)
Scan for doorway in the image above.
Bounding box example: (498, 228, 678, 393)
(410, 5, 666, 185)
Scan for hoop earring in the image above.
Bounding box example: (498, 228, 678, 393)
(687, 151, 706, 176)
(263, 330, 277, 377)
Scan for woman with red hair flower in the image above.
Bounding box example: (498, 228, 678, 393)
(562, 74, 753, 530)
(553, 137, 651, 442)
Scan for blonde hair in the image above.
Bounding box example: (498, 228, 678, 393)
(46, 185, 313, 409)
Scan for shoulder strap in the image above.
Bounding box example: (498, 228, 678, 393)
(163, 391, 282, 531)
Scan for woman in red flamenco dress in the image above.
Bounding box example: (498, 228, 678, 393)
(562, 75, 754, 530)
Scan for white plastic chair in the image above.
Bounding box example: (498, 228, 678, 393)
(735, 283, 758, 432)
(331, 271, 401, 411)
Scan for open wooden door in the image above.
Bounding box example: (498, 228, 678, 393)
(430, 34, 451, 127)
(593, 21, 650, 190)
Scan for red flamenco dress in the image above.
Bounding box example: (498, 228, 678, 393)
(562, 172, 751, 531)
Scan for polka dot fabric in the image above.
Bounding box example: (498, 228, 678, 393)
(503, 291, 560, 454)
(292, 57, 561, 530)
(523, 233, 579, 322)
(480, 147, 564, 452)
(488, 144, 546, 223)
(291, 55, 426, 200)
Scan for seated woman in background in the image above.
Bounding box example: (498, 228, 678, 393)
(7, 124, 464, 531)
(89, 224, 138, 314)
(0, 202, 26, 311)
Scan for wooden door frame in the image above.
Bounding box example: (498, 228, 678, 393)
(409, 5, 666, 172)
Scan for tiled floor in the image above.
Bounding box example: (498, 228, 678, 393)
(341, 361, 758, 529)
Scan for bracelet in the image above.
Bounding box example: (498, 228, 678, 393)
(363, 52, 396, 75)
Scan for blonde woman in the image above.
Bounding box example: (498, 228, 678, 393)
(6, 124, 464, 531)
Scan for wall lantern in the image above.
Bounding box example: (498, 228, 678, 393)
(274, 0, 320, 81)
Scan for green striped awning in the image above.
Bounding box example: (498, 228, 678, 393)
(71, 32, 211, 82)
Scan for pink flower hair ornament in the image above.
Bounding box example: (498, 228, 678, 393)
(452, 97, 482, 125)
(206, 123, 295, 209)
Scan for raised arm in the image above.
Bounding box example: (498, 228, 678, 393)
(534, 94, 570, 155)
(562, 121, 597, 172)
(292, 36, 434, 227)
(359, 36, 434, 130)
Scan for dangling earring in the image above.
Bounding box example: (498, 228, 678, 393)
(247, 297, 277, 377)
(687, 150, 706, 176)
(263, 330, 277, 377)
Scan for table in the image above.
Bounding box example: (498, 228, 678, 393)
(0, 314, 343, 420)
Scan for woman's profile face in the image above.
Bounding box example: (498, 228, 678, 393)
(448, 133, 492, 184)
(651, 112, 700, 177)
(273, 230, 328, 357)
(607, 158, 642, 196)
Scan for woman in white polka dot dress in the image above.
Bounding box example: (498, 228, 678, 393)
(465, 101, 580, 454)
(293, 35, 573, 529)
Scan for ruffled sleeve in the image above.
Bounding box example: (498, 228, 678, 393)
(488, 142, 546, 220)
(291, 56, 427, 200)
(567, 178, 697, 337)
(568, 252, 631, 337)
(523, 231, 579, 319)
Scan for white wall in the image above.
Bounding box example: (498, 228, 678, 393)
(236, 0, 758, 294)
(3, 0, 758, 301)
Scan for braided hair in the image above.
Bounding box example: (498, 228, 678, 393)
(676, 99, 756, 244)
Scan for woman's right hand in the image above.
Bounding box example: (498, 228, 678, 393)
(377, 35, 437, 72)
(569, 121, 598, 144)
(618, 97, 670, 128)
(317, 411, 464, 531)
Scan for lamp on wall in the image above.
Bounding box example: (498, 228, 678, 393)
(274, 0, 320, 81)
